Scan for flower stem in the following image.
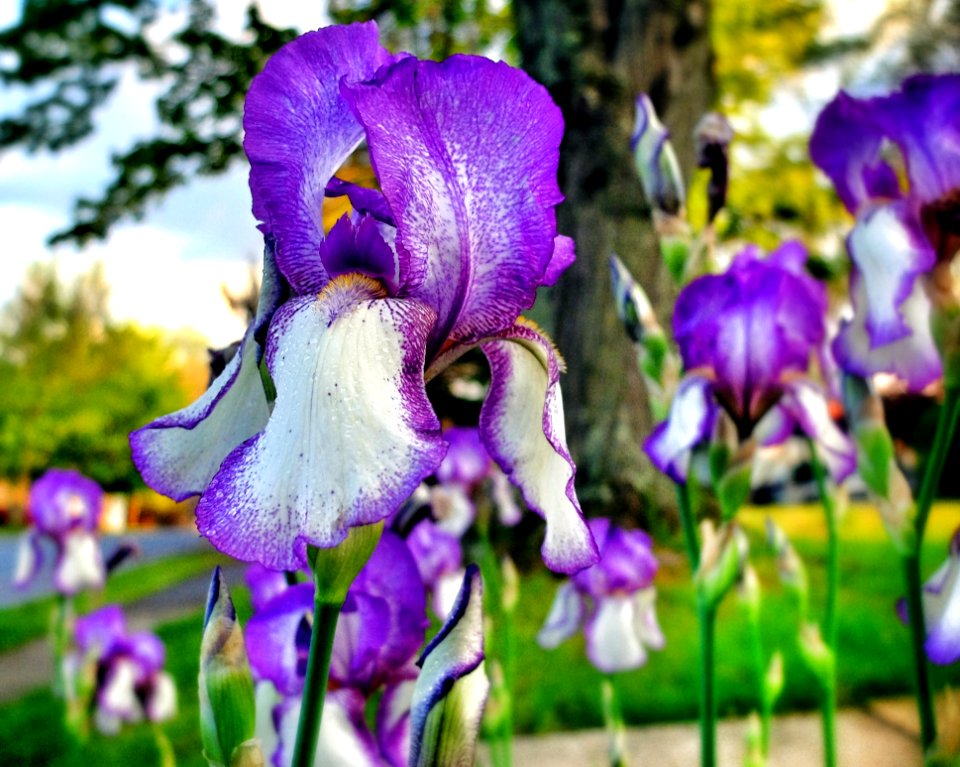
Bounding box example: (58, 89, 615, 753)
(53, 594, 72, 699)
(676, 481, 700, 570)
(290, 597, 342, 767)
(601, 676, 627, 767)
(810, 445, 839, 767)
(697, 596, 717, 767)
(902, 384, 960, 751)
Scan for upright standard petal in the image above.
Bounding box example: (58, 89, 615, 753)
(343, 55, 566, 351)
(29, 469, 103, 536)
(130, 329, 270, 501)
(197, 276, 445, 570)
(244, 22, 396, 292)
(478, 321, 598, 574)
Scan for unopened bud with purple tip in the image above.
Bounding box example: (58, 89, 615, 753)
(694, 111, 733, 224)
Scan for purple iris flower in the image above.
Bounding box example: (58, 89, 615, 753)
(810, 74, 960, 391)
(245, 531, 427, 766)
(644, 242, 856, 484)
(406, 517, 465, 618)
(130, 21, 596, 576)
(70, 605, 177, 734)
(898, 528, 960, 665)
(538, 518, 665, 673)
(14, 469, 105, 596)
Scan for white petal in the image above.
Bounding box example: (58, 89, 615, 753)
(55, 530, 105, 595)
(536, 580, 584, 649)
(585, 595, 648, 673)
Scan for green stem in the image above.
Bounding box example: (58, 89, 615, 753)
(748, 615, 770, 758)
(676, 482, 700, 570)
(53, 594, 72, 699)
(153, 725, 177, 767)
(601, 677, 627, 767)
(902, 385, 960, 751)
(810, 446, 839, 767)
(290, 598, 343, 767)
(697, 596, 717, 767)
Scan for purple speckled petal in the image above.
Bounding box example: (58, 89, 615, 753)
(779, 381, 856, 483)
(245, 582, 314, 696)
(810, 91, 901, 213)
(833, 260, 941, 393)
(343, 55, 566, 352)
(29, 469, 103, 537)
(53, 529, 105, 595)
(409, 565, 488, 767)
(435, 426, 491, 486)
(536, 580, 584, 649)
(644, 375, 718, 484)
(130, 328, 270, 502)
(243, 22, 395, 293)
(478, 322, 598, 574)
(197, 278, 446, 570)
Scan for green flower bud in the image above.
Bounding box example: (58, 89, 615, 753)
(307, 520, 383, 603)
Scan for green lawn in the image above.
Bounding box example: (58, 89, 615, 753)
(0, 549, 227, 653)
(1, 503, 958, 765)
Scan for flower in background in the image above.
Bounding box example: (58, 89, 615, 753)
(69, 605, 177, 734)
(245, 532, 428, 766)
(14, 469, 105, 595)
(130, 21, 596, 576)
(538, 518, 665, 673)
(899, 528, 960, 665)
(810, 74, 960, 390)
(644, 242, 856, 485)
(405, 518, 465, 619)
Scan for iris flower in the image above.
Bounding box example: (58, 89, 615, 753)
(644, 242, 856, 484)
(538, 518, 664, 673)
(246, 532, 427, 766)
(130, 21, 596, 575)
(70, 605, 177, 734)
(14, 469, 105, 596)
(810, 74, 960, 391)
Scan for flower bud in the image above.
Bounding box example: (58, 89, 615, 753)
(696, 520, 748, 609)
(694, 111, 733, 223)
(199, 567, 261, 767)
(632, 94, 686, 217)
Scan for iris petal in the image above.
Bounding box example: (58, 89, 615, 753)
(196, 276, 445, 570)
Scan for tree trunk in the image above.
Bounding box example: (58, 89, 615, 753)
(514, 0, 714, 517)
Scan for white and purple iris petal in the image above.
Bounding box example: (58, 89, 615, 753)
(644, 375, 718, 484)
(537, 518, 665, 674)
(811, 74, 960, 391)
(133, 21, 596, 576)
(899, 530, 960, 665)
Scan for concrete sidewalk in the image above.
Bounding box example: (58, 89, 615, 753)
(492, 704, 922, 766)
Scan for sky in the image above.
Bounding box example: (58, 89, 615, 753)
(0, 0, 893, 347)
(0, 0, 330, 348)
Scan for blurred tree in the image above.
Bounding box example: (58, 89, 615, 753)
(0, 264, 203, 490)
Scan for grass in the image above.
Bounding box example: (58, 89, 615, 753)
(1, 502, 959, 765)
(0, 549, 227, 653)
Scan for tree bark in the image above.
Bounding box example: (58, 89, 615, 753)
(514, 0, 714, 515)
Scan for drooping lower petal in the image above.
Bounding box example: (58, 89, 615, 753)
(130, 328, 270, 502)
(244, 583, 314, 696)
(243, 22, 396, 293)
(779, 381, 856, 483)
(479, 322, 598, 574)
(833, 261, 941, 392)
(536, 580, 584, 649)
(376, 679, 415, 767)
(197, 277, 445, 570)
(13, 532, 42, 590)
(584, 594, 653, 673)
(645, 375, 718, 483)
(54, 529, 105, 595)
(342, 55, 566, 351)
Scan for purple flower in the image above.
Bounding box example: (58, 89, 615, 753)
(130, 22, 596, 576)
(644, 243, 856, 484)
(14, 469, 105, 595)
(538, 518, 665, 673)
(899, 528, 960, 665)
(245, 531, 427, 766)
(406, 518, 465, 618)
(71, 605, 176, 734)
(810, 74, 960, 391)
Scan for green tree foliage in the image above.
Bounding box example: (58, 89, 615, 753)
(0, 264, 200, 489)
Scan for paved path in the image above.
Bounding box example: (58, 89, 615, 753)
(0, 562, 245, 703)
